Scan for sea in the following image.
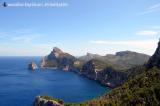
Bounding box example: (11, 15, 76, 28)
(0, 56, 110, 106)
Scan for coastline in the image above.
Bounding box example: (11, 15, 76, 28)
(41, 66, 113, 88)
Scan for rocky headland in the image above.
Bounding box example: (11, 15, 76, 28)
(41, 47, 76, 71)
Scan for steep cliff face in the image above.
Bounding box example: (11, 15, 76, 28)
(80, 59, 127, 87)
(41, 47, 75, 70)
(97, 68, 127, 87)
(147, 40, 160, 68)
(81, 59, 106, 78)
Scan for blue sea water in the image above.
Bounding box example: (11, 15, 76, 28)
(0, 57, 110, 106)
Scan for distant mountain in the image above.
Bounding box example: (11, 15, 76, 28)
(104, 51, 150, 70)
(78, 53, 102, 62)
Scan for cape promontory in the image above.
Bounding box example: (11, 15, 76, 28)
(41, 47, 76, 70)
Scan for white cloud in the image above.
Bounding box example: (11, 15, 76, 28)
(90, 39, 156, 46)
(11, 36, 33, 43)
(136, 30, 158, 36)
(139, 3, 160, 15)
(0, 32, 7, 38)
(149, 3, 160, 9)
(90, 39, 158, 55)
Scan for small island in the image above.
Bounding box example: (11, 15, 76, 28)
(28, 62, 38, 70)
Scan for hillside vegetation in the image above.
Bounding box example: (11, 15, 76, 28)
(66, 67, 160, 106)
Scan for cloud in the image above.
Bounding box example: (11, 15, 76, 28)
(149, 3, 160, 9)
(139, 3, 160, 15)
(0, 32, 7, 38)
(90, 39, 156, 47)
(89, 39, 158, 55)
(11, 36, 33, 43)
(136, 30, 158, 36)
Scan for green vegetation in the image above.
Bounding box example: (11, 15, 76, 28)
(65, 67, 160, 106)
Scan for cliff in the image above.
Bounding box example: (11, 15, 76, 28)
(80, 59, 127, 87)
(147, 40, 160, 68)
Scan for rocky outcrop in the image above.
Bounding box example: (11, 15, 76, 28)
(41, 47, 76, 70)
(81, 59, 107, 79)
(34, 96, 64, 106)
(28, 62, 38, 70)
(97, 68, 127, 87)
(147, 40, 160, 68)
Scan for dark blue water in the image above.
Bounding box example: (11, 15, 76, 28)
(0, 57, 110, 106)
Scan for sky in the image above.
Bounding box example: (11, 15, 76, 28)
(0, 0, 160, 56)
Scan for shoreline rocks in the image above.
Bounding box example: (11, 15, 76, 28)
(34, 96, 64, 106)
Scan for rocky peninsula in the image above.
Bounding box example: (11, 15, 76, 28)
(40, 47, 150, 88)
